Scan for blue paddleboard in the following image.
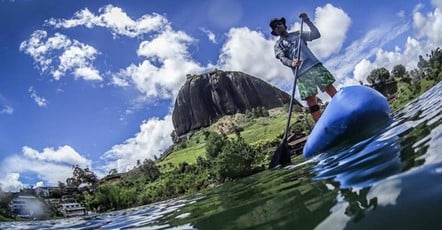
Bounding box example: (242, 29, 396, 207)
(303, 85, 392, 158)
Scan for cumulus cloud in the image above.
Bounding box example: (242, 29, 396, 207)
(33, 181, 45, 188)
(46, 4, 206, 99)
(102, 115, 174, 173)
(310, 4, 351, 58)
(0, 146, 91, 192)
(218, 27, 292, 87)
(46, 5, 169, 38)
(22, 145, 90, 165)
(112, 30, 205, 99)
(20, 30, 102, 81)
(413, 2, 442, 45)
(0, 173, 24, 192)
(28, 86, 48, 107)
(353, 59, 374, 84)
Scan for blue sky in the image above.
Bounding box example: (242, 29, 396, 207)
(0, 0, 441, 192)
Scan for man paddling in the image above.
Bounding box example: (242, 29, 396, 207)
(270, 13, 337, 122)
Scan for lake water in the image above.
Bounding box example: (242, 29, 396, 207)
(2, 82, 441, 229)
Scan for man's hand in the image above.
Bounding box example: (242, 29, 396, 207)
(291, 59, 302, 68)
(299, 12, 309, 21)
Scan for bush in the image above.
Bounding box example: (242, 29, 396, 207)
(205, 132, 264, 182)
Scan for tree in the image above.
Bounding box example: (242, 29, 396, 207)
(139, 159, 161, 181)
(66, 165, 98, 189)
(213, 135, 262, 181)
(367, 67, 391, 85)
(392, 64, 406, 79)
(418, 48, 441, 81)
(205, 132, 228, 160)
(367, 67, 397, 98)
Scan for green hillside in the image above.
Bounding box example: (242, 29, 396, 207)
(158, 108, 309, 170)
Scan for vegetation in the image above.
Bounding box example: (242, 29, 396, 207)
(367, 48, 441, 109)
(0, 187, 13, 221)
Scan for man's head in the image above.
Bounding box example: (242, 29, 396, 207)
(269, 17, 287, 36)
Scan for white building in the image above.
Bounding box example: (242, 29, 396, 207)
(9, 195, 46, 218)
(58, 202, 87, 217)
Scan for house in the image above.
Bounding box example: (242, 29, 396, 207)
(9, 195, 46, 219)
(58, 202, 87, 217)
(101, 172, 124, 183)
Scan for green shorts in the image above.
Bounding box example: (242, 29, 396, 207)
(297, 64, 336, 100)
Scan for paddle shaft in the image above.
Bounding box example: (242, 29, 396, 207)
(282, 19, 304, 141)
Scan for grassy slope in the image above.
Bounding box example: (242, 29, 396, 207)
(391, 78, 437, 109)
(158, 109, 291, 168)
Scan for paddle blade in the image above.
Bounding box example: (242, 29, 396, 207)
(268, 139, 291, 169)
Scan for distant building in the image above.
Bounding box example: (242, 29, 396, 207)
(34, 187, 58, 197)
(9, 195, 46, 219)
(101, 173, 124, 183)
(58, 202, 87, 217)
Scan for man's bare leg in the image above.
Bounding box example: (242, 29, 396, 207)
(324, 85, 337, 98)
(306, 96, 321, 122)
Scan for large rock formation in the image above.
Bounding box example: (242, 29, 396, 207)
(172, 70, 300, 138)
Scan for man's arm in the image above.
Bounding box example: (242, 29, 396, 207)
(277, 53, 293, 67)
(299, 13, 320, 41)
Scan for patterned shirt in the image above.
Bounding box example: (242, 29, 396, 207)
(274, 21, 321, 76)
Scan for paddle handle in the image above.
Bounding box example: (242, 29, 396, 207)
(283, 18, 304, 141)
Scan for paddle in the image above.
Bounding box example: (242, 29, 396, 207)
(269, 17, 305, 169)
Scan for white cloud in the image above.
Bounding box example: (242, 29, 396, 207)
(137, 30, 194, 61)
(0, 173, 24, 192)
(33, 181, 45, 189)
(353, 59, 374, 84)
(113, 30, 204, 99)
(28, 86, 48, 107)
(48, 5, 204, 100)
(22, 145, 90, 166)
(413, 5, 442, 45)
(46, 5, 170, 38)
(219, 27, 291, 87)
(310, 4, 351, 58)
(102, 115, 174, 173)
(200, 28, 217, 44)
(0, 105, 14, 115)
(0, 146, 92, 192)
(20, 31, 102, 81)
